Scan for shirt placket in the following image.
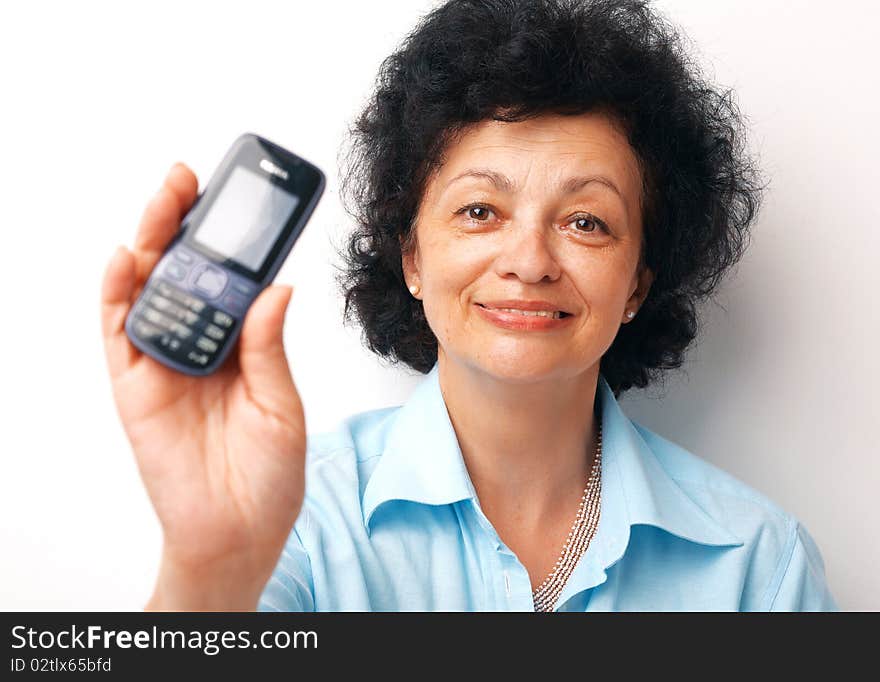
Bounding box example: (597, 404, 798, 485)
(465, 499, 536, 611)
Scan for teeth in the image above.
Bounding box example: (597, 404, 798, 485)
(488, 307, 562, 319)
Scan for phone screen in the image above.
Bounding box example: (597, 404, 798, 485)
(192, 165, 301, 273)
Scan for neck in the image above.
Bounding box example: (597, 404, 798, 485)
(437, 351, 601, 534)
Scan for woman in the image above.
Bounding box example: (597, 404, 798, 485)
(100, 0, 837, 611)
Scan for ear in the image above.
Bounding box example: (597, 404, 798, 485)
(623, 265, 654, 323)
(399, 232, 421, 292)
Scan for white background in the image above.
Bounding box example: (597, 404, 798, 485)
(0, 0, 876, 610)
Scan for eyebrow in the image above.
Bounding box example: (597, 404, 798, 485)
(444, 168, 623, 198)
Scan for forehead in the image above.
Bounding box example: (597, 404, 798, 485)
(435, 111, 643, 201)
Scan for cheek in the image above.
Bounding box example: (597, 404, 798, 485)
(420, 235, 487, 300)
(418, 241, 490, 342)
(570, 248, 637, 303)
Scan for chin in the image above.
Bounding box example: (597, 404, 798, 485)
(470, 352, 576, 385)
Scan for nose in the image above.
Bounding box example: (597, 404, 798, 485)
(492, 218, 562, 283)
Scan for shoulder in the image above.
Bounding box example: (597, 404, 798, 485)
(297, 404, 403, 507)
(305, 404, 403, 467)
(632, 421, 792, 523)
(631, 421, 837, 610)
(632, 419, 796, 548)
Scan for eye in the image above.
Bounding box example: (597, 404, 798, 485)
(567, 214, 608, 234)
(454, 203, 495, 222)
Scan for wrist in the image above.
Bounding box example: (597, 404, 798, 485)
(146, 551, 268, 612)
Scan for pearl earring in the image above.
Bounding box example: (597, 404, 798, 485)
(626, 310, 636, 319)
(408, 284, 420, 297)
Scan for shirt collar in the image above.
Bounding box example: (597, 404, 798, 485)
(361, 364, 743, 586)
(362, 364, 476, 533)
(556, 374, 744, 608)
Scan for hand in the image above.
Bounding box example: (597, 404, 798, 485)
(100, 163, 306, 610)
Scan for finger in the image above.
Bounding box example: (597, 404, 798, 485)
(238, 285, 302, 425)
(134, 163, 199, 254)
(101, 244, 139, 378)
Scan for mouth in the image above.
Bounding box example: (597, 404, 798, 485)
(475, 303, 572, 320)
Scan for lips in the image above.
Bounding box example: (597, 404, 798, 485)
(477, 305, 566, 319)
(476, 300, 573, 318)
(474, 301, 574, 330)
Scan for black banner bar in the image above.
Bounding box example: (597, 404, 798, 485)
(0, 612, 866, 675)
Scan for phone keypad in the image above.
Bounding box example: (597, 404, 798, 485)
(132, 279, 236, 370)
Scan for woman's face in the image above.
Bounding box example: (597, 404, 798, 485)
(403, 111, 654, 384)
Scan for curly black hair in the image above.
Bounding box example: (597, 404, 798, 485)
(337, 0, 765, 396)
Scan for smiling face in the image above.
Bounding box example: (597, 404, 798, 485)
(402, 110, 654, 384)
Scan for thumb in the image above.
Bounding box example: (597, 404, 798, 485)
(238, 284, 301, 422)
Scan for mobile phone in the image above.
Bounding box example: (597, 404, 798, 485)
(124, 133, 325, 376)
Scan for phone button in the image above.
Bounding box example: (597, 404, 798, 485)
(195, 336, 218, 353)
(222, 292, 247, 313)
(149, 293, 184, 318)
(134, 319, 161, 339)
(152, 294, 199, 326)
(142, 307, 172, 330)
(154, 280, 206, 314)
(187, 350, 210, 367)
(159, 335, 182, 352)
(203, 324, 226, 341)
(233, 281, 255, 296)
(173, 249, 194, 264)
(193, 266, 228, 299)
(170, 322, 193, 339)
(164, 262, 187, 281)
(213, 311, 234, 328)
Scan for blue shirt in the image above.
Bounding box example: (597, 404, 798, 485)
(258, 364, 837, 611)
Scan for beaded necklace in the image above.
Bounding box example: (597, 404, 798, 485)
(531, 419, 603, 612)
